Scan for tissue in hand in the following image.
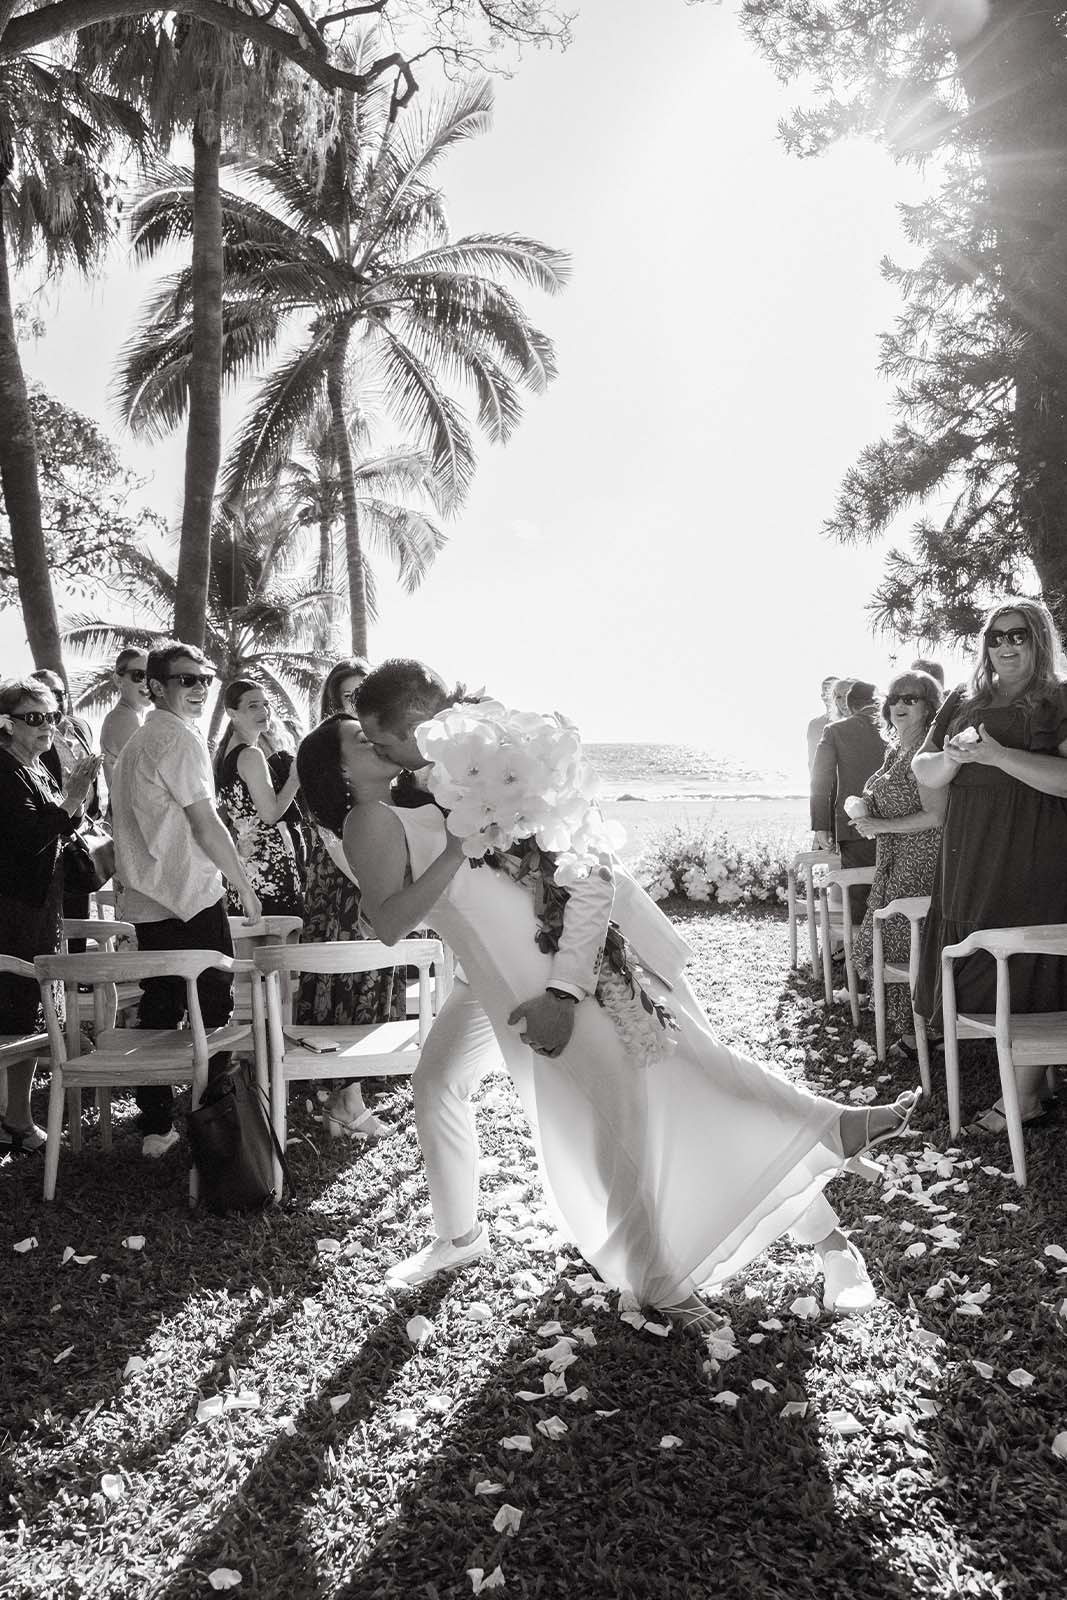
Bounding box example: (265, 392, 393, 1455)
(953, 726, 980, 747)
(843, 795, 868, 820)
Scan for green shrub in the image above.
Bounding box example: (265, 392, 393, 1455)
(632, 821, 797, 908)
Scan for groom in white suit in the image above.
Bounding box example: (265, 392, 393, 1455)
(355, 660, 878, 1313)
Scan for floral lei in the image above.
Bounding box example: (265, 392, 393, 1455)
(473, 837, 678, 1069)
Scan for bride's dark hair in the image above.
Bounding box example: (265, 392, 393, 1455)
(296, 714, 351, 834)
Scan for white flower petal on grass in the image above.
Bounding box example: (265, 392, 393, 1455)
(536, 1320, 563, 1337)
(566, 1386, 590, 1404)
(962, 1283, 992, 1305)
(595, 1409, 620, 1418)
(475, 1481, 504, 1495)
(53, 1346, 73, 1364)
(492, 1504, 523, 1535)
(882, 1413, 916, 1439)
(123, 1357, 148, 1379)
(780, 1401, 808, 1419)
(536, 1415, 568, 1440)
(1058, 1299, 1067, 1320)
(315, 1238, 342, 1254)
(100, 1473, 124, 1502)
(1045, 1245, 1067, 1264)
(1007, 1368, 1036, 1388)
(12, 1237, 37, 1254)
(277, 1416, 297, 1437)
(542, 1373, 567, 1398)
(1000, 1203, 1021, 1214)
(913, 1328, 943, 1350)
(915, 1398, 941, 1417)
(619, 1310, 646, 1331)
(301, 1298, 323, 1319)
(121, 1236, 145, 1251)
(789, 1296, 821, 1321)
(659, 1434, 683, 1449)
(73, 1255, 96, 1265)
(329, 1394, 350, 1414)
(61, 1246, 76, 1265)
(425, 1394, 452, 1415)
(711, 1391, 739, 1408)
(924, 1281, 947, 1301)
(467, 1567, 506, 1594)
(572, 1326, 597, 1346)
(759, 1318, 784, 1332)
(904, 1243, 927, 1259)
(405, 1315, 434, 1348)
(1051, 1432, 1067, 1460)
(643, 1321, 670, 1338)
(466, 1301, 493, 1323)
(516, 1390, 542, 1403)
(955, 1304, 983, 1318)
(197, 1396, 225, 1423)
(748, 1334, 766, 1345)
(207, 1572, 243, 1592)
(224, 1391, 260, 1413)
(825, 1409, 865, 1436)
(972, 1361, 995, 1379)
(500, 1435, 533, 1452)
(707, 1336, 740, 1361)
(343, 1241, 363, 1258)
(392, 1409, 419, 1433)
(751, 1379, 777, 1394)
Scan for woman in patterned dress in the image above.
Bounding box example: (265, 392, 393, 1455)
(214, 681, 304, 917)
(294, 659, 404, 1139)
(853, 671, 945, 1054)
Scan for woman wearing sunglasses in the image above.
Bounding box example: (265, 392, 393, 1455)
(851, 671, 945, 1059)
(912, 597, 1067, 1134)
(0, 677, 101, 1150)
(100, 648, 151, 797)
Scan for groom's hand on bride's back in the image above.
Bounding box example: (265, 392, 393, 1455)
(508, 991, 577, 1058)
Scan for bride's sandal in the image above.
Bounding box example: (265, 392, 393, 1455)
(845, 1089, 921, 1160)
(659, 1294, 728, 1335)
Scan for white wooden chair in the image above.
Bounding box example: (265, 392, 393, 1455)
(872, 895, 933, 1095)
(60, 917, 140, 1151)
(0, 954, 51, 1129)
(817, 865, 876, 1023)
(786, 850, 840, 974)
(36, 949, 263, 1204)
(941, 924, 1067, 1187)
(253, 938, 444, 1190)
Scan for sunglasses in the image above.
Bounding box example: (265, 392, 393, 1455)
(119, 668, 147, 683)
(986, 627, 1030, 649)
(888, 693, 923, 708)
(165, 672, 215, 689)
(9, 710, 62, 727)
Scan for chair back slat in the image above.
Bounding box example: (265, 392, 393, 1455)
(37, 950, 240, 984)
(254, 938, 443, 977)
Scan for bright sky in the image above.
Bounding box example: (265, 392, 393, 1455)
(9, 0, 971, 775)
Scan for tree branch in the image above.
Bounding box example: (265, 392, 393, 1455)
(317, 0, 388, 26)
(0, 0, 410, 97)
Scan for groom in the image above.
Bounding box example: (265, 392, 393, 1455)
(356, 659, 878, 1313)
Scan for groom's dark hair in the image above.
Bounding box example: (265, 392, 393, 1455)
(355, 658, 451, 733)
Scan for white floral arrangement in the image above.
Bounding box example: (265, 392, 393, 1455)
(414, 700, 625, 883)
(633, 822, 797, 908)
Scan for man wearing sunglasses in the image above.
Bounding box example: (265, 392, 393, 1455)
(110, 641, 262, 1157)
(100, 648, 152, 797)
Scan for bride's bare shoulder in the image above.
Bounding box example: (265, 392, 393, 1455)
(344, 800, 404, 847)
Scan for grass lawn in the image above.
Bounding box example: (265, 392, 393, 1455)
(2, 903, 1066, 1599)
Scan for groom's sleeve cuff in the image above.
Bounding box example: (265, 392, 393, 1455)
(546, 979, 584, 1001)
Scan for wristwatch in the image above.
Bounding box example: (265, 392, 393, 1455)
(546, 987, 579, 1004)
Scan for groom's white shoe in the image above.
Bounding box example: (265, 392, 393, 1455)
(821, 1242, 877, 1315)
(385, 1222, 491, 1289)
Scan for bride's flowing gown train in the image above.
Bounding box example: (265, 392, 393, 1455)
(392, 803, 851, 1308)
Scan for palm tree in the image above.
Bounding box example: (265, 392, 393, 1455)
(64, 489, 331, 742)
(116, 50, 569, 654)
(0, 55, 145, 671)
(75, 17, 299, 648)
(285, 397, 448, 710)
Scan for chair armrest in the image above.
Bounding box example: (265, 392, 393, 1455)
(942, 922, 1067, 963)
(874, 895, 931, 923)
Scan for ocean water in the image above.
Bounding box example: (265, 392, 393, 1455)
(585, 743, 804, 803)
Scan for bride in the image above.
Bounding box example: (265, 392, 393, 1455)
(297, 698, 917, 1325)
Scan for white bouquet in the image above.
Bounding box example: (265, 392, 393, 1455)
(414, 700, 625, 882)
(843, 795, 869, 820)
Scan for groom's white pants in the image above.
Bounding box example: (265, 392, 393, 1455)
(413, 979, 841, 1250)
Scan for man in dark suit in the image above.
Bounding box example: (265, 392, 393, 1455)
(810, 680, 886, 915)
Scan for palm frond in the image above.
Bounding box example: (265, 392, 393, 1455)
(372, 326, 476, 508)
(358, 499, 448, 592)
(220, 329, 332, 498)
(395, 235, 571, 296)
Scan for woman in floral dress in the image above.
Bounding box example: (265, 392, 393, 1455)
(294, 659, 404, 1139)
(215, 681, 303, 917)
(853, 670, 945, 1051)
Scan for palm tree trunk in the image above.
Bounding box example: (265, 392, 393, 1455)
(0, 189, 64, 672)
(174, 92, 224, 647)
(326, 320, 368, 656)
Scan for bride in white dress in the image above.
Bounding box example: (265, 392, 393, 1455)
(296, 709, 917, 1321)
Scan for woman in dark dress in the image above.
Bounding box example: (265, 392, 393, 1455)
(913, 597, 1067, 1132)
(294, 659, 404, 1139)
(0, 677, 100, 1149)
(214, 681, 304, 917)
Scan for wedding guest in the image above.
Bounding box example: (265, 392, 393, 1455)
(293, 658, 403, 1139)
(811, 680, 886, 921)
(806, 676, 840, 775)
(831, 677, 856, 721)
(853, 671, 945, 1057)
(913, 597, 1067, 1134)
(100, 648, 151, 796)
(910, 657, 945, 688)
(0, 677, 100, 1150)
(110, 642, 261, 1158)
(214, 681, 303, 917)
(31, 668, 103, 943)
(261, 710, 309, 882)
